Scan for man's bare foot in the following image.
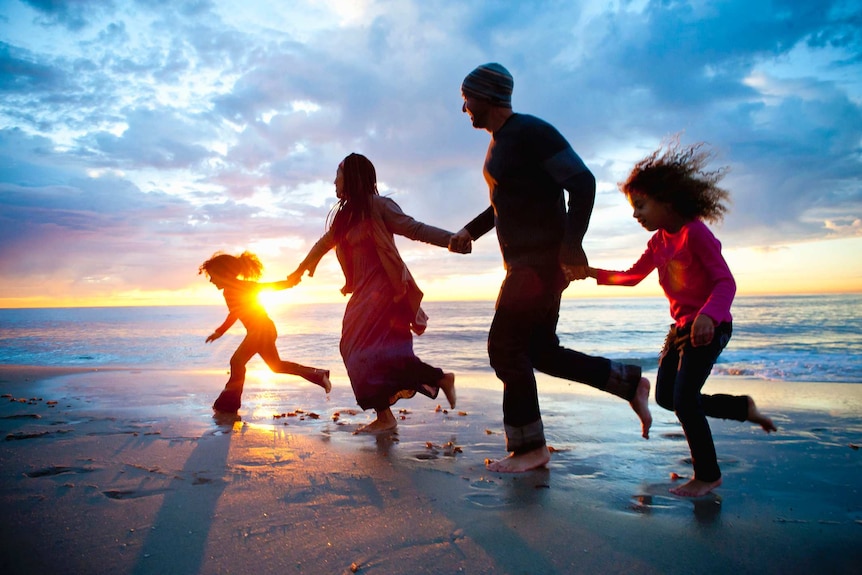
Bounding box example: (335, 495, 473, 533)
(485, 445, 550, 473)
(630, 377, 652, 439)
(439, 372, 456, 409)
(746, 396, 776, 432)
(670, 477, 722, 497)
(354, 408, 397, 434)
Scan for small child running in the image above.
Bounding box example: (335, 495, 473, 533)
(588, 139, 776, 497)
(199, 251, 331, 414)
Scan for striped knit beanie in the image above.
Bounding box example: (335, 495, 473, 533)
(461, 63, 513, 108)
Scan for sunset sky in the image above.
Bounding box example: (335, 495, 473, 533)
(1, 0, 860, 308)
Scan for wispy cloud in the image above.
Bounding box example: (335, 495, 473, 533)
(1, 0, 860, 304)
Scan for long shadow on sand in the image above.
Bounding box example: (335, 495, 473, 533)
(131, 413, 237, 575)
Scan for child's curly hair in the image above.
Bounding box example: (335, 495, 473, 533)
(620, 138, 730, 223)
(199, 251, 263, 280)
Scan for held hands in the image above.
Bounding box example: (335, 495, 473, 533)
(448, 228, 473, 254)
(285, 269, 305, 288)
(562, 264, 589, 281)
(691, 314, 715, 347)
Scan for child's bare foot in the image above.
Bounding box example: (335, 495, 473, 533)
(213, 389, 241, 414)
(746, 396, 776, 432)
(439, 372, 456, 409)
(485, 445, 550, 473)
(670, 477, 722, 497)
(630, 377, 652, 439)
(353, 408, 397, 434)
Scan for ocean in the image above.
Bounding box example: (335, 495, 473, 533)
(0, 294, 860, 384)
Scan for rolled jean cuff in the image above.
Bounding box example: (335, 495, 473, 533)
(605, 361, 641, 401)
(504, 418, 546, 454)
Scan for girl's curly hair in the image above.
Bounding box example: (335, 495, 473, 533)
(620, 138, 730, 223)
(198, 251, 263, 280)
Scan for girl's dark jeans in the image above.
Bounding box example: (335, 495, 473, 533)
(656, 321, 747, 482)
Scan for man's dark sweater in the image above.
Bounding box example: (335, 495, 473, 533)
(463, 113, 596, 269)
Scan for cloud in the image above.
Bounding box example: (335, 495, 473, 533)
(81, 107, 218, 169)
(1, 0, 860, 303)
(21, 0, 115, 31)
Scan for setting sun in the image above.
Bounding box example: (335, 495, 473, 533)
(256, 289, 284, 313)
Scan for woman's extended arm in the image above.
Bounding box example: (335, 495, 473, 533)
(378, 196, 452, 247)
(288, 230, 336, 282)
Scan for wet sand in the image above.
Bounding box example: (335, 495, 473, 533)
(0, 364, 860, 574)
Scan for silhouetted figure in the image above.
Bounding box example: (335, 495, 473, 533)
(200, 251, 330, 413)
(449, 63, 651, 473)
(289, 154, 456, 433)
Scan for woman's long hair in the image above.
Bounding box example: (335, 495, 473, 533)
(328, 153, 379, 241)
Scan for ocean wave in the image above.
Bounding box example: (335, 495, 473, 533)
(2, 297, 860, 384)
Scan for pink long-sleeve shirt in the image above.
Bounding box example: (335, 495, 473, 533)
(594, 219, 736, 327)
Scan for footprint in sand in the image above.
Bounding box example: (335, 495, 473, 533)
(25, 465, 97, 478)
(463, 478, 507, 508)
(464, 492, 508, 508)
(102, 488, 171, 500)
(6, 429, 73, 441)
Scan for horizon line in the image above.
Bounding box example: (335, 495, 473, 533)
(1, 290, 860, 310)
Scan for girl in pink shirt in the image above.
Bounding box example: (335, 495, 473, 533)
(588, 141, 775, 497)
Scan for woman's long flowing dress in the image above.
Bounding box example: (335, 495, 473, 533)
(297, 195, 453, 411)
(339, 220, 444, 410)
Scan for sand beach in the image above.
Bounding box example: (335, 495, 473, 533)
(1, 364, 860, 574)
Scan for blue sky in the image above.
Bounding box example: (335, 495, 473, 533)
(1, 0, 860, 307)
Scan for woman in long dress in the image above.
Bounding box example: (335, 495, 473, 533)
(288, 153, 457, 433)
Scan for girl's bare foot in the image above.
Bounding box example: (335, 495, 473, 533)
(354, 407, 397, 434)
(746, 396, 776, 432)
(439, 372, 456, 409)
(670, 477, 722, 497)
(213, 389, 242, 414)
(485, 445, 550, 473)
(630, 377, 652, 439)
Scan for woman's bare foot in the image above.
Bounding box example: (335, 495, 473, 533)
(319, 370, 332, 394)
(485, 445, 550, 473)
(354, 407, 397, 434)
(670, 477, 722, 497)
(630, 377, 652, 439)
(746, 396, 776, 432)
(439, 372, 456, 409)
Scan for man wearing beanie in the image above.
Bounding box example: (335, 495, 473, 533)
(449, 63, 652, 473)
